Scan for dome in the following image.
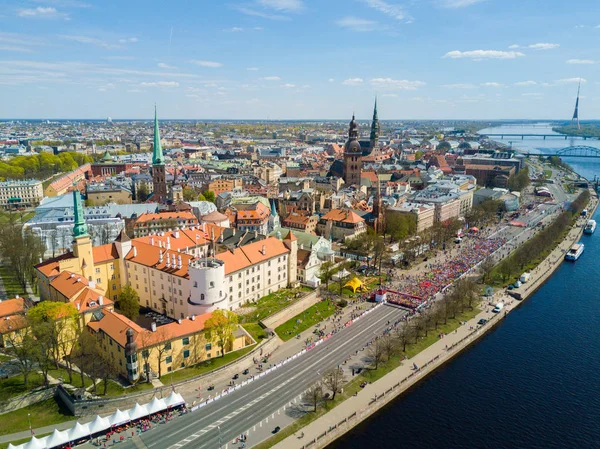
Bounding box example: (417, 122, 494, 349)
(345, 139, 362, 154)
(201, 210, 228, 223)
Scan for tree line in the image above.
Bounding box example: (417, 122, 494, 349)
(0, 152, 92, 181)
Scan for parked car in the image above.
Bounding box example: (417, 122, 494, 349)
(477, 318, 488, 326)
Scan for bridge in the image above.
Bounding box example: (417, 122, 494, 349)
(522, 146, 600, 158)
(479, 133, 599, 140)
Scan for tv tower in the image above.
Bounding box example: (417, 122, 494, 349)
(571, 79, 581, 130)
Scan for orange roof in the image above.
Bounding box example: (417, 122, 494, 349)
(361, 171, 379, 183)
(0, 315, 28, 335)
(216, 236, 289, 275)
(125, 241, 195, 278)
(87, 310, 213, 348)
(50, 270, 92, 299)
(135, 211, 198, 225)
(35, 252, 74, 277)
(283, 214, 311, 226)
(72, 288, 113, 314)
(92, 244, 120, 263)
(321, 209, 365, 224)
(0, 298, 26, 318)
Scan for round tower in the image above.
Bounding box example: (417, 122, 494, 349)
(188, 258, 227, 314)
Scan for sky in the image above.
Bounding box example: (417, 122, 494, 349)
(1, 0, 600, 120)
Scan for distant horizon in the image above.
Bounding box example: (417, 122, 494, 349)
(1, 118, 599, 123)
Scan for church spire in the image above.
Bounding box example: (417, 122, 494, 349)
(369, 96, 380, 151)
(153, 105, 165, 166)
(72, 187, 88, 239)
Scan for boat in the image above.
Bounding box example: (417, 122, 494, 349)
(565, 242, 584, 261)
(584, 220, 596, 234)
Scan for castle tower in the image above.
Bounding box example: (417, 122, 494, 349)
(369, 97, 380, 152)
(283, 230, 298, 286)
(71, 188, 94, 281)
(343, 114, 362, 187)
(372, 171, 385, 234)
(152, 106, 168, 203)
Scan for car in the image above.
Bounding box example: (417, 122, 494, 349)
(232, 373, 239, 380)
(272, 426, 281, 434)
(477, 318, 488, 326)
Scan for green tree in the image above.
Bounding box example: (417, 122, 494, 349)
(319, 261, 334, 288)
(204, 309, 239, 357)
(117, 285, 140, 321)
(203, 190, 216, 204)
(183, 187, 199, 202)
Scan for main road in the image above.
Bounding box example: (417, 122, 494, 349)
(117, 303, 407, 449)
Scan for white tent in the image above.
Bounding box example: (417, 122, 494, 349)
(68, 421, 91, 441)
(306, 274, 321, 288)
(332, 269, 350, 281)
(164, 391, 185, 408)
(45, 429, 70, 449)
(88, 415, 111, 434)
(128, 403, 150, 421)
(108, 409, 130, 427)
(7, 443, 23, 449)
(23, 436, 48, 449)
(146, 397, 168, 414)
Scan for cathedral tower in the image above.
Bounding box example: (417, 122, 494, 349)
(369, 97, 380, 152)
(152, 106, 168, 203)
(343, 114, 362, 187)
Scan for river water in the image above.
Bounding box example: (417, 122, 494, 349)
(327, 124, 600, 449)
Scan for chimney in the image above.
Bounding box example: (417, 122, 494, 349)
(89, 281, 96, 289)
(150, 236, 154, 246)
(159, 250, 163, 264)
(172, 254, 176, 267)
(174, 230, 180, 239)
(159, 240, 163, 248)
(98, 295, 103, 306)
(151, 322, 157, 332)
(133, 247, 137, 257)
(177, 319, 182, 324)
(70, 274, 75, 278)
(15, 294, 19, 299)
(177, 255, 182, 269)
(191, 314, 196, 321)
(166, 256, 171, 268)
(261, 244, 266, 255)
(77, 278, 81, 283)
(76, 303, 80, 311)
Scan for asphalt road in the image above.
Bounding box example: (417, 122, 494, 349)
(116, 303, 407, 449)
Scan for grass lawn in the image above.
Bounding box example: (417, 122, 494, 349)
(242, 323, 268, 343)
(0, 372, 46, 402)
(0, 263, 26, 298)
(543, 169, 553, 178)
(239, 286, 313, 324)
(0, 354, 12, 363)
(0, 399, 73, 436)
(92, 379, 155, 397)
(0, 433, 52, 449)
(275, 300, 338, 341)
(48, 368, 93, 389)
(160, 345, 256, 384)
(255, 306, 481, 449)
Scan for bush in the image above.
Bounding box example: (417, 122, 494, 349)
(337, 299, 348, 308)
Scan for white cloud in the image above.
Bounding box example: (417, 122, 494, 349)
(528, 42, 559, 50)
(59, 35, 121, 50)
(441, 83, 476, 88)
(440, 0, 484, 7)
(0, 45, 33, 53)
(370, 77, 425, 90)
(223, 27, 244, 32)
(262, 76, 281, 81)
(567, 59, 595, 64)
(336, 17, 378, 32)
(104, 56, 135, 60)
(126, 89, 142, 93)
(118, 37, 138, 44)
(190, 60, 223, 68)
(282, 83, 296, 88)
(362, 0, 408, 21)
(235, 7, 290, 21)
(522, 92, 543, 97)
(342, 78, 363, 86)
(328, 78, 335, 82)
(247, 67, 259, 71)
(139, 81, 179, 88)
(481, 82, 504, 87)
(556, 78, 586, 84)
(443, 50, 525, 60)
(258, 0, 304, 12)
(158, 63, 177, 69)
(381, 93, 398, 97)
(17, 6, 67, 19)
(508, 44, 520, 49)
(514, 80, 537, 86)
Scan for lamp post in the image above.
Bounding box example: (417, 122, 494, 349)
(28, 413, 33, 435)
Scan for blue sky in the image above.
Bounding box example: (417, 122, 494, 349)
(1, 0, 599, 120)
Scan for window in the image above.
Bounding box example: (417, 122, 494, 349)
(205, 343, 212, 351)
(95, 268, 100, 274)
(209, 281, 214, 288)
(166, 356, 172, 364)
(194, 281, 198, 288)
(182, 336, 190, 345)
(111, 274, 116, 280)
(201, 293, 205, 300)
(96, 278, 101, 284)
(165, 342, 171, 350)
(183, 349, 190, 359)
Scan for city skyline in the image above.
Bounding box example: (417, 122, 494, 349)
(1, 0, 600, 120)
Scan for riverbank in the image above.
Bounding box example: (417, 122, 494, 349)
(270, 191, 599, 449)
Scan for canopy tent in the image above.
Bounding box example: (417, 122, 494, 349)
(306, 273, 321, 288)
(45, 429, 70, 449)
(88, 415, 111, 434)
(165, 391, 185, 408)
(147, 397, 168, 415)
(23, 436, 48, 449)
(344, 277, 367, 293)
(128, 403, 150, 421)
(68, 421, 91, 441)
(109, 409, 131, 427)
(332, 269, 350, 281)
(7, 443, 22, 449)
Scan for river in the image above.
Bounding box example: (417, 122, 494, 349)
(327, 124, 600, 449)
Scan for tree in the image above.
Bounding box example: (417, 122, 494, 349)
(138, 333, 156, 383)
(4, 326, 38, 389)
(197, 192, 207, 201)
(73, 330, 103, 393)
(154, 327, 173, 379)
(368, 338, 385, 370)
(394, 321, 414, 352)
(204, 310, 239, 357)
(183, 187, 199, 202)
(136, 183, 150, 202)
(303, 382, 324, 412)
(323, 367, 346, 401)
(478, 257, 495, 284)
(319, 261, 334, 288)
(379, 334, 398, 362)
(203, 190, 216, 204)
(98, 350, 120, 395)
(117, 285, 140, 321)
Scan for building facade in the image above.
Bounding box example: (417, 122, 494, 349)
(0, 179, 44, 209)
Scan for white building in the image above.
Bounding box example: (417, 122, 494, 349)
(0, 179, 44, 209)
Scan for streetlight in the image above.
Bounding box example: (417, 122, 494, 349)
(28, 413, 33, 435)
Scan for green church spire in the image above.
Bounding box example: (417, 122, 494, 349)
(370, 96, 380, 148)
(152, 105, 165, 166)
(72, 187, 88, 239)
